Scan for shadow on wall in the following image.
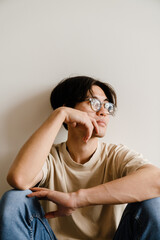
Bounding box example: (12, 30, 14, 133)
(0, 89, 53, 198)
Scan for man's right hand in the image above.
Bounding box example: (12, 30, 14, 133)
(61, 107, 99, 142)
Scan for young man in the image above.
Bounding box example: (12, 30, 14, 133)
(1, 76, 160, 240)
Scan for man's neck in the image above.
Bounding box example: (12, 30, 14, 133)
(66, 137, 98, 164)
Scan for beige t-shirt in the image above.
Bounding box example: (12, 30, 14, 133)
(39, 141, 149, 240)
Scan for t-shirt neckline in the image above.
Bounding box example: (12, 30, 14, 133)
(60, 141, 102, 169)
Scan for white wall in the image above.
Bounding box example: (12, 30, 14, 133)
(0, 0, 160, 197)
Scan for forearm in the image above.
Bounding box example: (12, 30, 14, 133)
(7, 107, 66, 189)
(76, 165, 160, 207)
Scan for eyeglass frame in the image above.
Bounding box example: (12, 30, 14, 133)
(84, 97, 116, 115)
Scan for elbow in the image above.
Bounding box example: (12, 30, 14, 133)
(7, 172, 29, 190)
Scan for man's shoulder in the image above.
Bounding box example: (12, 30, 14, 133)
(99, 141, 132, 159)
(100, 141, 125, 152)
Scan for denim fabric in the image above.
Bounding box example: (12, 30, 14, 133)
(0, 189, 160, 240)
(0, 190, 57, 240)
(113, 197, 160, 240)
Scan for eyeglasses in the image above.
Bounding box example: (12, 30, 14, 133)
(85, 97, 115, 115)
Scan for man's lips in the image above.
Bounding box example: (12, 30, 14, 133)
(96, 120, 107, 127)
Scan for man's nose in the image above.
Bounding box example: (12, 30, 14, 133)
(96, 104, 107, 116)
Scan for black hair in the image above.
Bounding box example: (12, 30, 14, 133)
(50, 76, 117, 130)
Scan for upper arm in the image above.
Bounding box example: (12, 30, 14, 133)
(135, 163, 160, 173)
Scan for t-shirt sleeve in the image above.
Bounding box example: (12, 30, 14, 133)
(38, 153, 53, 188)
(108, 144, 151, 179)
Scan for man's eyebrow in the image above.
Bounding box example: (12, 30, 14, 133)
(91, 95, 109, 101)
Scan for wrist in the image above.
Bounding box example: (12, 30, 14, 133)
(72, 185, 107, 208)
(72, 189, 89, 208)
(51, 107, 66, 122)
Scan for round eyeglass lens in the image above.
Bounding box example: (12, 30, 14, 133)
(91, 98, 101, 111)
(105, 102, 114, 114)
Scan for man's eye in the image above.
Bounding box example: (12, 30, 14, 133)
(105, 103, 114, 112)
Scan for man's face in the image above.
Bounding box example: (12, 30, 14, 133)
(74, 85, 110, 138)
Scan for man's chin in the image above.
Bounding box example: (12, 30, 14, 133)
(92, 130, 106, 138)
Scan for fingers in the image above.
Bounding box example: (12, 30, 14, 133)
(27, 188, 70, 206)
(27, 188, 49, 200)
(70, 122, 77, 128)
(45, 210, 64, 219)
(45, 208, 74, 219)
(83, 117, 99, 142)
(45, 211, 57, 219)
(90, 118, 99, 135)
(65, 108, 99, 142)
(30, 187, 47, 192)
(27, 191, 47, 199)
(27, 187, 76, 219)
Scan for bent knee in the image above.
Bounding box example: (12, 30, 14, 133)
(0, 189, 32, 216)
(1, 189, 31, 203)
(141, 197, 160, 212)
(137, 197, 160, 224)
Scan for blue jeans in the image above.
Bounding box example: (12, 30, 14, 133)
(0, 190, 160, 240)
(0, 190, 57, 240)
